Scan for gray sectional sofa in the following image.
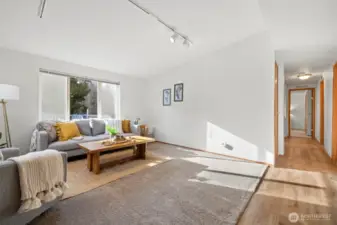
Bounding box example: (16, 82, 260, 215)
(36, 119, 138, 157)
(0, 148, 67, 225)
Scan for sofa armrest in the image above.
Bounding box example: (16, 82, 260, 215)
(37, 131, 49, 151)
(0, 151, 68, 222)
(0, 148, 20, 160)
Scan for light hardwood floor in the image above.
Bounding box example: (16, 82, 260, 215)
(277, 137, 337, 173)
(291, 129, 311, 138)
(239, 137, 337, 225)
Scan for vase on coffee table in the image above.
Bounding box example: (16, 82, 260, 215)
(110, 134, 116, 143)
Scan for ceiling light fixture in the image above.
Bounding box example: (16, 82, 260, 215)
(170, 33, 179, 43)
(183, 39, 192, 48)
(298, 73, 312, 80)
(128, 0, 193, 47)
(38, 0, 47, 18)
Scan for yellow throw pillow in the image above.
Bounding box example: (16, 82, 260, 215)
(122, 120, 131, 133)
(55, 122, 81, 141)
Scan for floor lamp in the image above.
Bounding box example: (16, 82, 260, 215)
(0, 84, 19, 147)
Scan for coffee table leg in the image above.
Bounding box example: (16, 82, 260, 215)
(92, 152, 101, 174)
(87, 153, 93, 171)
(136, 143, 146, 159)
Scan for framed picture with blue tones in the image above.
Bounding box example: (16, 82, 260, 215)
(174, 83, 183, 102)
(163, 89, 171, 106)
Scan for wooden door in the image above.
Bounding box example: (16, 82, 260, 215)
(332, 63, 337, 164)
(320, 80, 324, 144)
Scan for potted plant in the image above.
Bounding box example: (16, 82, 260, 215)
(106, 125, 117, 142)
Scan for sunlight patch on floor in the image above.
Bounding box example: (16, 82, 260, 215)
(183, 156, 267, 191)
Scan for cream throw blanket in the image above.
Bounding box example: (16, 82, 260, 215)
(9, 150, 68, 213)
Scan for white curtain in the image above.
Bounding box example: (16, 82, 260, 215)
(39, 73, 68, 121)
(98, 82, 120, 119)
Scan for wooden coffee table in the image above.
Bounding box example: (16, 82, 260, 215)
(78, 136, 155, 174)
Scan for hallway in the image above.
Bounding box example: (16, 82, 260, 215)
(276, 137, 337, 174)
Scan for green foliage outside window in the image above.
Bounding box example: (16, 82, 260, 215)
(70, 78, 90, 114)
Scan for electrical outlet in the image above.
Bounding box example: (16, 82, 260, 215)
(221, 142, 233, 151)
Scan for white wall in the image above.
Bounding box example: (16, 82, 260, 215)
(147, 31, 275, 164)
(323, 71, 333, 157)
(278, 62, 285, 155)
(290, 91, 306, 130)
(0, 47, 148, 153)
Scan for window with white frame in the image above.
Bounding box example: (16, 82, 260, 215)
(39, 71, 120, 121)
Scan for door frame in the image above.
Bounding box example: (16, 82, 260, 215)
(288, 88, 316, 138)
(332, 63, 337, 164)
(304, 91, 309, 132)
(319, 80, 325, 145)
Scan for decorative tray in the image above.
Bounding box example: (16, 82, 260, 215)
(101, 139, 135, 146)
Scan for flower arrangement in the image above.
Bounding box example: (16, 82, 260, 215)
(106, 125, 117, 141)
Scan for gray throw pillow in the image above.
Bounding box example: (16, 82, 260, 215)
(75, 120, 92, 136)
(36, 121, 57, 143)
(0, 151, 3, 161)
(92, 119, 106, 136)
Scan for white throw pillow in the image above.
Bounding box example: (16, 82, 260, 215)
(105, 119, 123, 134)
(0, 151, 4, 161)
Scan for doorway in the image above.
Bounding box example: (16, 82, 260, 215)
(288, 88, 316, 138)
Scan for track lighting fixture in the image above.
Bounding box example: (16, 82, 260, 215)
(170, 33, 179, 43)
(38, 0, 47, 18)
(128, 0, 193, 48)
(183, 39, 192, 48)
(37, 0, 194, 47)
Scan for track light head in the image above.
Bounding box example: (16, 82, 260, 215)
(170, 33, 179, 43)
(183, 39, 192, 48)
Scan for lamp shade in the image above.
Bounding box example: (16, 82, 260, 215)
(0, 84, 20, 100)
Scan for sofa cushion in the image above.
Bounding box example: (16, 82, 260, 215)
(92, 119, 106, 136)
(48, 134, 110, 151)
(48, 139, 81, 151)
(82, 134, 110, 142)
(75, 120, 92, 136)
(0, 151, 3, 161)
(122, 120, 131, 133)
(36, 121, 57, 143)
(55, 122, 81, 141)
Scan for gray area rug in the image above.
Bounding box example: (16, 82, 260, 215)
(31, 143, 267, 225)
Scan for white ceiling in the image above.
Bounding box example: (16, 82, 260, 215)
(260, 0, 337, 85)
(0, 0, 265, 77)
(276, 48, 336, 85)
(0, 0, 337, 77)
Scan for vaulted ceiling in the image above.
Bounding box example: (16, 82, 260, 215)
(0, 0, 337, 77)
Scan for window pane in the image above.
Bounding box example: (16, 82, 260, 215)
(40, 73, 68, 120)
(70, 78, 98, 120)
(98, 82, 119, 119)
